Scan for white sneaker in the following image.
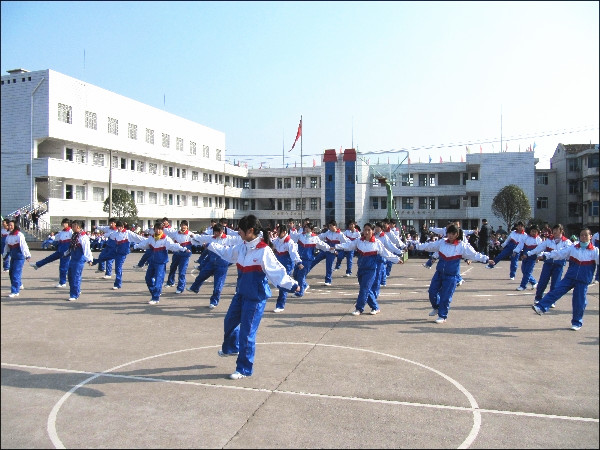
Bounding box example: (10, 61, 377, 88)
(510, 277, 515, 280)
(208, 304, 216, 309)
(30, 262, 38, 270)
(304, 285, 310, 292)
(112, 286, 120, 290)
(229, 372, 246, 380)
(570, 325, 581, 331)
(68, 297, 77, 302)
(186, 287, 199, 293)
(428, 308, 438, 317)
(531, 283, 537, 290)
(516, 286, 526, 291)
(550, 303, 556, 308)
(532, 305, 544, 315)
(55, 283, 66, 288)
(351, 310, 361, 316)
(148, 300, 159, 305)
(8, 293, 19, 298)
(218, 350, 238, 357)
(175, 290, 183, 294)
(273, 307, 284, 313)
(435, 317, 446, 324)
(20, 285, 24, 289)
(370, 309, 380, 315)
(345, 273, 352, 277)
(457, 279, 464, 286)
(324, 282, 331, 286)
(103, 275, 112, 279)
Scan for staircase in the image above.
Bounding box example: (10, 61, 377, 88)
(6, 200, 50, 249)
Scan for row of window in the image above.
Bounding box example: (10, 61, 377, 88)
(276, 177, 320, 189)
(58, 103, 221, 160)
(370, 172, 479, 187)
(567, 153, 600, 171)
(1, 76, 33, 84)
(371, 195, 479, 210)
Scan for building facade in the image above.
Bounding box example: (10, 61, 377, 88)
(4, 67, 583, 237)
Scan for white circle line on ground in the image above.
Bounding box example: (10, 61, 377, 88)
(0, 342, 559, 448)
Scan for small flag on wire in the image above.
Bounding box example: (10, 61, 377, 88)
(461, 155, 464, 162)
(466, 146, 470, 154)
(312, 158, 316, 167)
(439, 156, 443, 163)
(533, 141, 537, 150)
(289, 118, 302, 152)
(480, 145, 482, 154)
(428, 155, 432, 163)
(408, 157, 411, 165)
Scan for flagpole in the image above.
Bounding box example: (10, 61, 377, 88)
(282, 129, 285, 167)
(300, 115, 304, 223)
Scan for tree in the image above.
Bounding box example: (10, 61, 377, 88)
(491, 185, 531, 230)
(103, 189, 138, 224)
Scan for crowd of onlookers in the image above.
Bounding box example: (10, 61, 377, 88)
(9, 205, 47, 232)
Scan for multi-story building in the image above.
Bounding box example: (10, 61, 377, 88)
(3, 67, 569, 237)
(546, 143, 599, 235)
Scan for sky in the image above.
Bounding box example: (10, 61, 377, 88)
(1, 1, 598, 169)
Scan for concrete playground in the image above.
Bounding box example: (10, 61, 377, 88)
(1, 250, 598, 448)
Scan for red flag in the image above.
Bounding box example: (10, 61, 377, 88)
(312, 158, 316, 167)
(289, 118, 302, 152)
(339, 145, 342, 154)
(461, 155, 464, 162)
(408, 157, 411, 165)
(439, 156, 443, 163)
(480, 145, 482, 154)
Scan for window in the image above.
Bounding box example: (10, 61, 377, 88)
(176, 168, 181, 178)
(310, 198, 318, 210)
(418, 174, 428, 187)
(136, 191, 144, 204)
(568, 203, 580, 216)
(130, 160, 135, 171)
(588, 153, 599, 168)
(65, 184, 73, 199)
(93, 187, 104, 201)
(216, 149, 222, 161)
(149, 192, 158, 204)
(128, 123, 137, 140)
(470, 195, 479, 207)
(372, 197, 379, 209)
(75, 185, 86, 200)
(112, 156, 119, 169)
(181, 169, 186, 179)
(470, 172, 479, 180)
(190, 141, 197, 155)
(568, 180, 580, 194)
(169, 167, 173, 177)
(146, 128, 154, 144)
(243, 179, 250, 189)
(58, 103, 72, 124)
(428, 174, 436, 187)
(296, 177, 305, 188)
(402, 197, 414, 210)
(192, 171, 199, 181)
(163, 194, 173, 205)
(284, 178, 291, 189)
(203, 145, 210, 158)
(419, 197, 427, 209)
(592, 178, 599, 193)
(401, 173, 413, 186)
(536, 197, 548, 209)
(120, 158, 126, 169)
(85, 111, 97, 130)
(591, 201, 599, 216)
(203, 197, 209, 207)
(66, 148, 73, 161)
(176, 137, 184, 152)
(296, 198, 306, 210)
(162, 133, 170, 148)
(192, 196, 199, 206)
(92, 152, 105, 166)
(568, 159, 579, 172)
(310, 177, 318, 189)
(75, 149, 86, 164)
(108, 117, 118, 135)
(149, 163, 157, 175)
(429, 197, 436, 209)
(536, 173, 548, 185)
(277, 178, 283, 189)
(381, 197, 387, 210)
(136, 161, 145, 172)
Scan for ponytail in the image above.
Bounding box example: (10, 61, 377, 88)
(238, 214, 273, 248)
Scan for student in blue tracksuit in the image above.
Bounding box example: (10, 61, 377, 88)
(272, 224, 303, 312)
(2, 218, 11, 272)
(335, 223, 403, 316)
(2, 220, 31, 297)
(310, 220, 348, 286)
(412, 224, 491, 323)
(592, 231, 600, 284)
(513, 225, 542, 291)
(526, 224, 572, 305)
(91, 220, 143, 290)
(373, 222, 404, 292)
(29, 218, 72, 288)
(64, 220, 93, 301)
(187, 224, 240, 308)
(206, 215, 299, 380)
(293, 223, 332, 296)
(134, 222, 191, 305)
(334, 220, 361, 276)
(532, 228, 599, 330)
(164, 220, 196, 294)
(487, 221, 527, 280)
